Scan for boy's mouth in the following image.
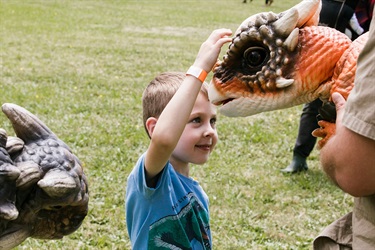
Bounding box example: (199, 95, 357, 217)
(196, 144, 212, 151)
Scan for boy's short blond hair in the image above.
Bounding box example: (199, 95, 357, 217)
(142, 72, 209, 137)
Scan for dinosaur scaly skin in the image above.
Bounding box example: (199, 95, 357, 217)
(0, 103, 89, 249)
(0, 129, 20, 233)
(208, 0, 368, 147)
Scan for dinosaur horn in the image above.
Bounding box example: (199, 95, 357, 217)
(273, 0, 321, 37)
(1, 103, 57, 142)
(294, 0, 321, 27)
(273, 8, 299, 37)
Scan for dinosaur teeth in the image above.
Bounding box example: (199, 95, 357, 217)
(275, 78, 294, 88)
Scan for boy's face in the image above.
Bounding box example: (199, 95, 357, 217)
(171, 92, 218, 166)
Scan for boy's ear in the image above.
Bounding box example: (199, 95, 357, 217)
(145, 117, 158, 138)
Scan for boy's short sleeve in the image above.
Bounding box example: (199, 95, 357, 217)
(127, 153, 169, 199)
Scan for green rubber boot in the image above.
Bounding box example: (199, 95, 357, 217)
(281, 153, 308, 173)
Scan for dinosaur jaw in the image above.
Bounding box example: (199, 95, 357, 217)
(212, 96, 279, 117)
(208, 81, 312, 117)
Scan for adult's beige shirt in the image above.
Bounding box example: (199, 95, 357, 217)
(342, 11, 375, 249)
(314, 10, 375, 250)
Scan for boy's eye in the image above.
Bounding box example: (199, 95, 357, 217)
(210, 118, 217, 125)
(191, 117, 201, 123)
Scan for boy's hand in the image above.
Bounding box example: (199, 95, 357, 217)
(193, 29, 232, 73)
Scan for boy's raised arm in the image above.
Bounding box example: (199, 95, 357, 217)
(144, 29, 232, 184)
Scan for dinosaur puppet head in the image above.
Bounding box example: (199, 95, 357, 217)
(209, 0, 352, 117)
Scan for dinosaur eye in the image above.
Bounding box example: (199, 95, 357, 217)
(243, 47, 269, 69)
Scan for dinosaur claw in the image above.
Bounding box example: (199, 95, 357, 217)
(312, 120, 336, 149)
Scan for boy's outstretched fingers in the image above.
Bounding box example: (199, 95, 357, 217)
(210, 28, 233, 43)
(211, 29, 232, 53)
(194, 29, 232, 73)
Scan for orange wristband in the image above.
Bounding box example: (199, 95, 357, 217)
(186, 66, 208, 83)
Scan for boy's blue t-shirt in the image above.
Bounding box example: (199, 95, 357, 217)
(126, 153, 212, 249)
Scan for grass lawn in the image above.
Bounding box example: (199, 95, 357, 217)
(1, 0, 352, 249)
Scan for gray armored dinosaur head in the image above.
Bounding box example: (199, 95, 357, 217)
(0, 103, 89, 249)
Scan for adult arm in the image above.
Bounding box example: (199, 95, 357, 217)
(319, 93, 375, 197)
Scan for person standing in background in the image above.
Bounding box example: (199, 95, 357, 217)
(354, 0, 375, 32)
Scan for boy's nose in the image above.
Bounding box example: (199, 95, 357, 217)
(203, 124, 216, 137)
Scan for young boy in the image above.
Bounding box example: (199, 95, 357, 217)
(126, 29, 232, 249)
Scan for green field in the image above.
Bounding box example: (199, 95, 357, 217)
(1, 0, 352, 249)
